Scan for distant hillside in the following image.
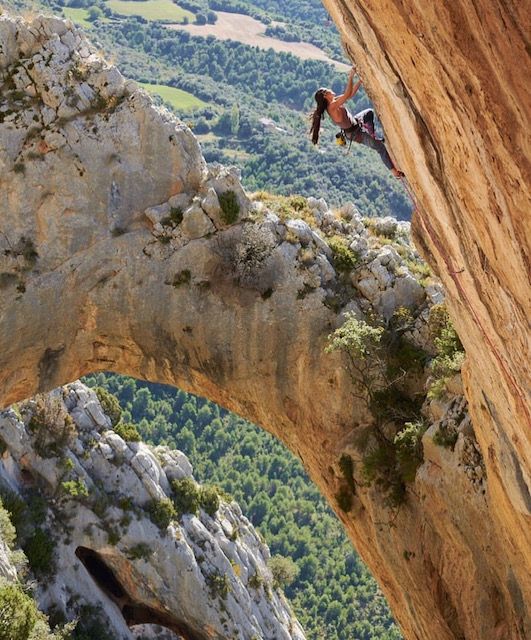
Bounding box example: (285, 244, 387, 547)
(3, 0, 411, 218)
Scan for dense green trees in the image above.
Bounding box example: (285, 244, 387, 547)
(84, 373, 402, 640)
(100, 20, 344, 111)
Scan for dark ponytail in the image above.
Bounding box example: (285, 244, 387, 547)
(309, 88, 328, 145)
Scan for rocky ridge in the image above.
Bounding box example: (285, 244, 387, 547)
(0, 11, 528, 640)
(0, 382, 305, 640)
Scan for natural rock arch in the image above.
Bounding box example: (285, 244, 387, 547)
(0, 10, 529, 640)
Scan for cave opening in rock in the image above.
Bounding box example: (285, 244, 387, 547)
(76, 547, 126, 600)
(75, 547, 207, 640)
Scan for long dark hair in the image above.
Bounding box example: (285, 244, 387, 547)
(309, 88, 328, 145)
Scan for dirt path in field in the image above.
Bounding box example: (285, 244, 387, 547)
(167, 11, 350, 71)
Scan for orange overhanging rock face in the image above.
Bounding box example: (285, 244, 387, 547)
(322, 0, 531, 637)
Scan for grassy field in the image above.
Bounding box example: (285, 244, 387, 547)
(106, 0, 193, 22)
(139, 83, 207, 111)
(63, 7, 93, 29)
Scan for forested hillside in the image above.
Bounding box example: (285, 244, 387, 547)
(5, 0, 411, 218)
(84, 373, 402, 640)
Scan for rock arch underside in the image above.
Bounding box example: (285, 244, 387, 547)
(0, 4, 529, 640)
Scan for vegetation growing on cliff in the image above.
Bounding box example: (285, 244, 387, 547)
(0, 581, 75, 640)
(427, 304, 465, 400)
(15, 0, 410, 219)
(326, 312, 426, 508)
(0, 500, 73, 639)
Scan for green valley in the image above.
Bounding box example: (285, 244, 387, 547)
(106, 0, 193, 21)
(14, 0, 412, 219)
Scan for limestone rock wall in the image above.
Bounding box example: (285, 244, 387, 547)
(319, 1, 531, 638)
(0, 10, 530, 640)
(0, 382, 305, 640)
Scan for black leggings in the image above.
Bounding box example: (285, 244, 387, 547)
(347, 109, 394, 171)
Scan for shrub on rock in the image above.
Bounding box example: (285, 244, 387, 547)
(170, 477, 200, 516)
(327, 235, 358, 273)
(199, 485, 220, 517)
(113, 422, 141, 442)
(24, 528, 54, 576)
(94, 388, 122, 427)
(0, 582, 38, 640)
(219, 190, 240, 225)
(147, 497, 176, 530)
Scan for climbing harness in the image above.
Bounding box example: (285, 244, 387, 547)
(335, 131, 347, 146)
(336, 120, 363, 153)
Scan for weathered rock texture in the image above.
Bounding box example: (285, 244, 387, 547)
(0, 382, 305, 639)
(0, 11, 529, 640)
(320, 1, 531, 638)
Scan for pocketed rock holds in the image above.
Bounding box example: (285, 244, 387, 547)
(0, 382, 306, 640)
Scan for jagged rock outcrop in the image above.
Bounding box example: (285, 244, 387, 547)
(0, 11, 529, 640)
(0, 382, 305, 639)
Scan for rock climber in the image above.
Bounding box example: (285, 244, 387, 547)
(309, 67, 404, 178)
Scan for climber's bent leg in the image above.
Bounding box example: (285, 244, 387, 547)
(358, 131, 395, 171)
(354, 108, 375, 137)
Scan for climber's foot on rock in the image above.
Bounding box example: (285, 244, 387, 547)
(392, 168, 405, 178)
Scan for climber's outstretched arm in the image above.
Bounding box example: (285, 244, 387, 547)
(333, 68, 361, 107)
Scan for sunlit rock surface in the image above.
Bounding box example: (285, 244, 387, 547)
(322, 1, 531, 638)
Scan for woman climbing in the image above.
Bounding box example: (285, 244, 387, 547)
(310, 67, 404, 178)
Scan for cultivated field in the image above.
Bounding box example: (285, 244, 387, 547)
(63, 7, 93, 28)
(139, 82, 207, 110)
(169, 11, 350, 71)
(106, 0, 193, 22)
